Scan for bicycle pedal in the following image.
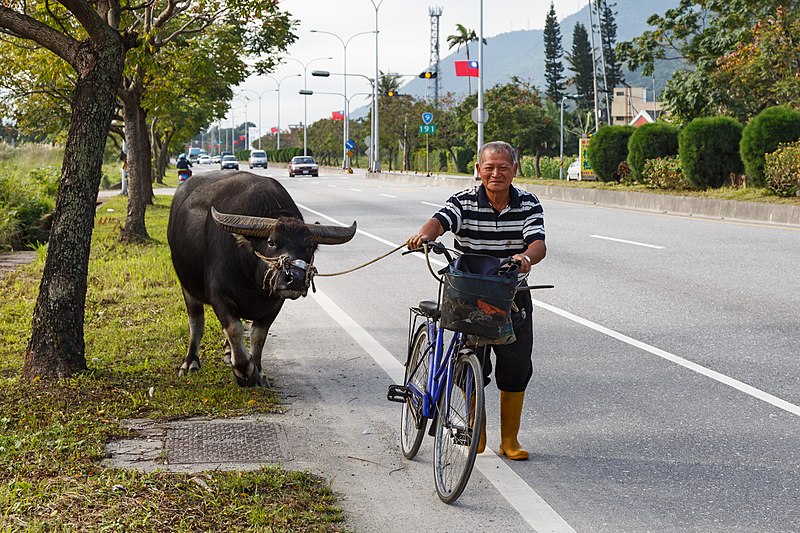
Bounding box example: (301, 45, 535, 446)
(386, 384, 408, 403)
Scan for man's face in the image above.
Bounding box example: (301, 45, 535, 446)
(476, 149, 518, 194)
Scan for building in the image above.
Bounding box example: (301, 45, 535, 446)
(610, 86, 662, 126)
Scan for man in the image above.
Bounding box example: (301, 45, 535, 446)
(407, 141, 546, 460)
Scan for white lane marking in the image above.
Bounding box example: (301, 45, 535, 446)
(590, 234, 664, 249)
(327, 184, 337, 188)
(534, 300, 800, 418)
(311, 290, 573, 533)
(350, 188, 363, 192)
(380, 193, 397, 198)
(421, 201, 443, 208)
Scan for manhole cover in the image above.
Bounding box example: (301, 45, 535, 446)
(166, 420, 283, 464)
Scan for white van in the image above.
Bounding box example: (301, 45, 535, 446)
(249, 150, 268, 169)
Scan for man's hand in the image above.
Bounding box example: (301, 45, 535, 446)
(406, 233, 430, 251)
(512, 254, 532, 274)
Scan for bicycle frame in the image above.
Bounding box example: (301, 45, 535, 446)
(405, 307, 470, 426)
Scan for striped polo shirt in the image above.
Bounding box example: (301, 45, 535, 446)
(432, 184, 545, 259)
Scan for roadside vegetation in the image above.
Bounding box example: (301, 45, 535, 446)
(0, 195, 347, 531)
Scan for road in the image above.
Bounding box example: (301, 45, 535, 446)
(188, 163, 800, 532)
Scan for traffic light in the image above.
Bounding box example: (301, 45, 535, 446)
(419, 71, 438, 79)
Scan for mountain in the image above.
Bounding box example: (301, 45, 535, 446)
(354, 0, 680, 116)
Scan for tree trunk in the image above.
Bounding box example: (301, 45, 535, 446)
(22, 38, 124, 380)
(119, 88, 150, 242)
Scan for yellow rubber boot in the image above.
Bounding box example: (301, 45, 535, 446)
(499, 391, 529, 461)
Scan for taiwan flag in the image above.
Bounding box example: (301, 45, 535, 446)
(331, 110, 345, 121)
(454, 60, 479, 77)
(270, 127, 279, 134)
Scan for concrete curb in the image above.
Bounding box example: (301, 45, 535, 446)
(366, 171, 800, 227)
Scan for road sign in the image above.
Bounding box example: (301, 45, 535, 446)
(419, 124, 437, 134)
(471, 107, 488, 124)
(364, 135, 371, 147)
(422, 112, 434, 125)
(345, 139, 355, 150)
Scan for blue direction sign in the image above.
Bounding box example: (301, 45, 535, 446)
(422, 112, 434, 125)
(345, 139, 355, 150)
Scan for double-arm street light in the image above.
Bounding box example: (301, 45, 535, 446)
(310, 29, 376, 171)
(560, 94, 581, 179)
(264, 73, 301, 150)
(237, 88, 277, 150)
(284, 56, 332, 156)
(298, 89, 373, 168)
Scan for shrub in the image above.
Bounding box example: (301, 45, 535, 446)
(679, 116, 744, 189)
(452, 146, 474, 173)
(587, 126, 635, 182)
(740, 106, 800, 187)
(764, 141, 800, 197)
(643, 155, 691, 190)
(627, 122, 680, 181)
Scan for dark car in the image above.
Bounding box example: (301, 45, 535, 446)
(220, 155, 239, 170)
(288, 156, 319, 177)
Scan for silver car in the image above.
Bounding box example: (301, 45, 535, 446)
(288, 156, 319, 177)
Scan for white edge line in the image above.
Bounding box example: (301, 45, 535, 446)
(590, 234, 664, 249)
(534, 300, 800, 417)
(311, 290, 574, 533)
(421, 201, 444, 208)
(379, 193, 397, 198)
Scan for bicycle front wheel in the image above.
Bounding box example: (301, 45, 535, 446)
(400, 324, 430, 459)
(433, 349, 484, 504)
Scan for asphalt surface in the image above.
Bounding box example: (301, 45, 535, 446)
(76, 165, 800, 531)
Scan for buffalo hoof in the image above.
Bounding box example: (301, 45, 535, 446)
(178, 360, 201, 377)
(233, 369, 270, 388)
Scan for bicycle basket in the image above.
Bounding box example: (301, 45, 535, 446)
(440, 254, 517, 339)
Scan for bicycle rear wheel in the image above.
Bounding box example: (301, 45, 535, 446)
(433, 349, 484, 504)
(400, 324, 430, 459)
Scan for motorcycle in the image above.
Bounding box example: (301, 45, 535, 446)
(177, 168, 192, 185)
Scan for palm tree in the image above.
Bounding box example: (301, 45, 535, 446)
(447, 23, 486, 96)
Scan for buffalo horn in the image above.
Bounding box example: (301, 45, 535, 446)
(307, 221, 358, 245)
(211, 207, 278, 238)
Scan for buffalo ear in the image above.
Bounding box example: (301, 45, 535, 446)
(307, 221, 357, 245)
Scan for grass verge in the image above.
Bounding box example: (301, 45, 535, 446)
(0, 195, 347, 531)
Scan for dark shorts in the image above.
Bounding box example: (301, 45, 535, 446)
(476, 289, 533, 392)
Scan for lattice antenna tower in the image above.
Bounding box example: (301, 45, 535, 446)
(428, 6, 443, 104)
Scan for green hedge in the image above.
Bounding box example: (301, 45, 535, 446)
(627, 122, 680, 182)
(740, 106, 800, 187)
(764, 141, 800, 197)
(679, 116, 743, 189)
(587, 126, 635, 182)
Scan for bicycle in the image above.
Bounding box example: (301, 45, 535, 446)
(387, 241, 523, 504)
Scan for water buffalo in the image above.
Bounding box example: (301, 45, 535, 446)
(167, 171, 356, 387)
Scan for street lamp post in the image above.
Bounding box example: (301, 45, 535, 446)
(265, 73, 301, 150)
(284, 56, 332, 156)
(559, 94, 580, 180)
(310, 30, 375, 170)
(368, 0, 386, 172)
(238, 89, 275, 151)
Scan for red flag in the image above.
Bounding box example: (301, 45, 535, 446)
(239, 135, 246, 140)
(331, 110, 344, 121)
(270, 127, 279, 134)
(455, 60, 479, 77)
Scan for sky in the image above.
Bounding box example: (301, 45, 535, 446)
(230, 0, 587, 143)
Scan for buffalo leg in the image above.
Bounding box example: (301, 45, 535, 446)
(221, 319, 261, 387)
(250, 306, 281, 387)
(179, 290, 205, 376)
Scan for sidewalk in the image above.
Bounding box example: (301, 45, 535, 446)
(366, 170, 800, 227)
